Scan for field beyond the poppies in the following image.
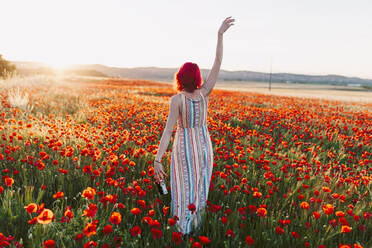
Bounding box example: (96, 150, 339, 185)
(0, 76, 371, 248)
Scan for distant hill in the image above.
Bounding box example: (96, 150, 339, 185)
(12, 61, 372, 86)
(13, 61, 107, 77)
(63, 69, 107, 77)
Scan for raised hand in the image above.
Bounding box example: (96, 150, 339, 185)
(218, 16, 235, 35)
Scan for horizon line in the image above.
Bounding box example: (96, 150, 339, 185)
(11, 59, 372, 81)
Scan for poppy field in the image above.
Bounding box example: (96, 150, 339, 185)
(0, 77, 371, 248)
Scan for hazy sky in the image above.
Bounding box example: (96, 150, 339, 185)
(1, 0, 372, 78)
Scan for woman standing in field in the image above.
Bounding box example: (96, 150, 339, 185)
(154, 16, 235, 236)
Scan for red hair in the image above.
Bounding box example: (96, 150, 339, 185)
(174, 62, 202, 93)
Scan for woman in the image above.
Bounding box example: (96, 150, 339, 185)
(154, 16, 235, 235)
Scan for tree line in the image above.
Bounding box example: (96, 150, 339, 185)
(0, 54, 16, 78)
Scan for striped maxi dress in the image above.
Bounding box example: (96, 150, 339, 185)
(170, 91, 214, 235)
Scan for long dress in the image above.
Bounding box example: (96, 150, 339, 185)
(170, 91, 214, 235)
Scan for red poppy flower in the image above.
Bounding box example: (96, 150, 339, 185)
(83, 220, 98, 237)
(192, 242, 202, 248)
(151, 228, 163, 239)
(336, 211, 346, 217)
(163, 206, 170, 216)
(4, 177, 14, 187)
(138, 199, 146, 208)
(73, 233, 84, 241)
(82, 187, 96, 200)
(313, 211, 321, 219)
(150, 219, 161, 228)
(199, 236, 211, 245)
(248, 205, 257, 213)
(131, 208, 141, 215)
(322, 186, 331, 193)
(252, 191, 262, 198)
(82, 203, 98, 218)
(341, 225, 352, 233)
(322, 204, 334, 215)
(64, 206, 74, 219)
(109, 212, 122, 225)
(256, 208, 267, 217)
(168, 218, 176, 226)
(245, 235, 254, 246)
(148, 167, 155, 176)
(225, 229, 234, 238)
(24, 203, 38, 214)
(291, 231, 300, 239)
(83, 241, 97, 248)
(129, 225, 142, 237)
(142, 216, 153, 225)
(148, 209, 155, 216)
(53, 191, 64, 199)
(117, 203, 125, 209)
(103, 225, 113, 235)
(300, 201, 309, 209)
(37, 209, 55, 224)
(275, 226, 285, 235)
(221, 216, 228, 224)
(173, 232, 183, 244)
(188, 203, 196, 213)
(329, 219, 338, 227)
(27, 217, 38, 225)
(43, 239, 55, 248)
(363, 212, 370, 220)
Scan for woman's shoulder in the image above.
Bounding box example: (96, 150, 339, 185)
(170, 93, 183, 106)
(173, 93, 183, 100)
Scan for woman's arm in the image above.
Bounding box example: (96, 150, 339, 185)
(200, 16, 235, 97)
(201, 33, 223, 97)
(154, 95, 180, 182)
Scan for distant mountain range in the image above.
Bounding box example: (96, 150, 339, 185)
(12, 61, 372, 86)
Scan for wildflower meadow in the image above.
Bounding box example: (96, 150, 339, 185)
(0, 77, 370, 248)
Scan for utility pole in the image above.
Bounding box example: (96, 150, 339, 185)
(269, 56, 272, 91)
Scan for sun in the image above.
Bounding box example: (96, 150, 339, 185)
(45, 59, 73, 71)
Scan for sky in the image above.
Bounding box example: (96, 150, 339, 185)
(1, 0, 372, 79)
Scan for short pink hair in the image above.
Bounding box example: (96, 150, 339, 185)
(174, 62, 202, 93)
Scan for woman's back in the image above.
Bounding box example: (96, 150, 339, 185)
(177, 90, 208, 130)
